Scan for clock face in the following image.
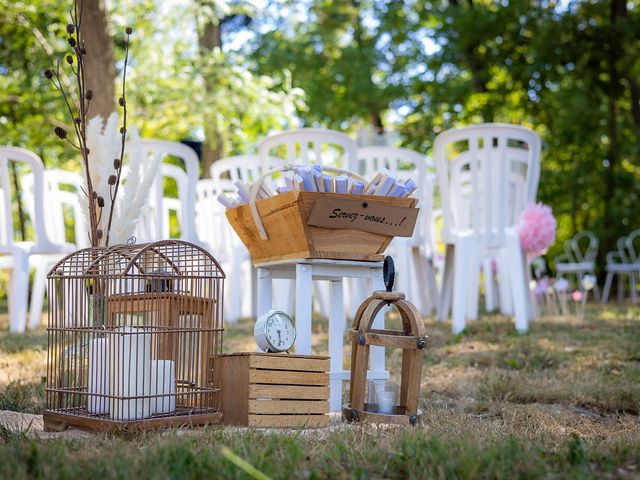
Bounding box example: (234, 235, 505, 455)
(264, 312, 295, 352)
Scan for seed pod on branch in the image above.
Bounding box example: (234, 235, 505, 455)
(54, 127, 67, 139)
(108, 175, 117, 185)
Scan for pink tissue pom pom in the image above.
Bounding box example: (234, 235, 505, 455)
(518, 202, 556, 255)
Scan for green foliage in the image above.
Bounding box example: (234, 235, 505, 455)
(251, 0, 640, 270)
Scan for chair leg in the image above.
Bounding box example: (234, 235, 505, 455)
(256, 267, 273, 325)
(497, 250, 513, 316)
(8, 252, 30, 333)
(466, 243, 481, 321)
(413, 247, 437, 316)
(617, 274, 625, 303)
(506, 233, 528, 333)
(295, 264, 313, 355)
(28, 259, 50, 330)
(483, 257, 496, 313)
(630, 273, 638, 305)
(328, 279, 345, 412)
(437, 244, 454, 321)
(590, 270, 601, 301)
(525, 258, 537, 322)
(452, 237, 472, 334)
(601, 271, 614, 304)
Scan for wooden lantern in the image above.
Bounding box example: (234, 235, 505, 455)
(343, 257, 428, 425)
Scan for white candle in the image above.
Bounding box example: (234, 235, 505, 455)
(87, 337, 109, 414)
(376, 391, 395, 414)
(151, 360, 176, 415)
(109, 326, 152, 420)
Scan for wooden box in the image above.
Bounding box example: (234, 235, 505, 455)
(214, 353, 330, 428)
(225, 190, 418, 264)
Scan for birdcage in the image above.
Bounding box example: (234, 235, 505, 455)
(43, 240, 225, 432)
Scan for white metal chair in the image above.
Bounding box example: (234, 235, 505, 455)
(258, 128, 358, 171)
(434, 123, 541, 333)
(132, 140, 200, 243)
(554, 231, 600, 299)
(21, 169, 87, 329)
(602, 230, 640, 304)
(0, 147, 60, 332)
(356, 146, 438, 315)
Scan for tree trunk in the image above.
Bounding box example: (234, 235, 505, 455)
(80, 0, 115, 121)
(602, 0, 625, 257)
(198, 19, 224, 178)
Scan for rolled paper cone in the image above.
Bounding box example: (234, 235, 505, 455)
(403, 178, 417, 196)
(293, 174, 304, 190)
(389, 181, 406, 197)
(374, 173, 395, 196)
(350, 180, 365, 195)
(217, 193, 237, 209)
(297, 166, 316, 191)
(284, 172, 295, 191)
(364, 171, 384, 195)
(313, 170, 325, 192)
(322, 174, 333, 193)
(87, 337, 109, 414)
(335, 174, 348, 193)
(109, 326, 152, 420)
(277, 185, 290, 194)
(151, 360, 176, 415)
(312, 164, 323, 174)
(234, 181, 251, 203)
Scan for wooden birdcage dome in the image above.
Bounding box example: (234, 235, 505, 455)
(49, 240, 225, 280)
(44, 240, 226, 432)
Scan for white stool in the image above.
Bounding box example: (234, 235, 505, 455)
(256, 258, 389, 412)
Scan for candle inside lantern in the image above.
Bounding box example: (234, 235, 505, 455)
(151, 360, 176, 415)
(109, 326, 152, 420)
(375, 381, 397, 415)
(87, 337, 109, 414)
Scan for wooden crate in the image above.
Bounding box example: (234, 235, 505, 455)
(213, 353, 330, 428)
(225, 190, 417, 264)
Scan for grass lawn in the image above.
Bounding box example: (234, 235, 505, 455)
(1, 304, 639, 478)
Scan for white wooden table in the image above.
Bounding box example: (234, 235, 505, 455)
(255, 258, 389, 411)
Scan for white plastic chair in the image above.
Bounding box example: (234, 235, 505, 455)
(259, 131, 360, 316)
(601, 230, 639, 304)
(258, 128, 358, 171)
(356, 146, 438, 314)
(132, 140, 200, 243)
(202, 155, 287, 322)
(554, 231, 600, 299)
(0, 147, 59, 332)
(21, 169, 87, 329)
(257, 130, 387, 410)
(434, 123, 541, 333)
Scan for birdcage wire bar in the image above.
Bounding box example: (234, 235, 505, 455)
(43, 240, 225, 432)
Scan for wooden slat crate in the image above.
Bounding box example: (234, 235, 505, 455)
(225, 190, 418, 264)
(213, 353, 330, 428)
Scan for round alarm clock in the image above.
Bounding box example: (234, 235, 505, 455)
(254, 309, 296, 352)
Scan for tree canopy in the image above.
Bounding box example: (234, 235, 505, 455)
(1, 0, 639, 268)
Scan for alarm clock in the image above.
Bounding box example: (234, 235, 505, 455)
(254, 309, 296, 353)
